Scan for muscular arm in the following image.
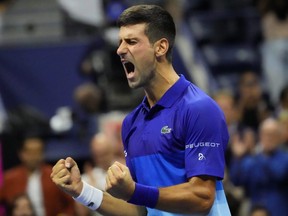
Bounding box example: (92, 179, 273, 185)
(106, 162, 216, 215)
(156, 176, 216, 214)
(101, 176, 215, 215)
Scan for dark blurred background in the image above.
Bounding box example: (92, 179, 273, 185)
(0, 1, 287, 216)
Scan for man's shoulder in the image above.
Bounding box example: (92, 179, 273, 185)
(180, 86, 220, 113)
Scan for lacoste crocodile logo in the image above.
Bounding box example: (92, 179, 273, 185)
(161, 126, 172, 134)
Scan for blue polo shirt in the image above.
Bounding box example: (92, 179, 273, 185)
(122, 75, 231, 216)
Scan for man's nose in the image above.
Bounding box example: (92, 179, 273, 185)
(117, 42, 127, 56)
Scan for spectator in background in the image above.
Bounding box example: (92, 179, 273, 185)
(1, 105, 51, 171)
(256, 0, 288, 105)
(229, 118, 288, 216)
(213, 89, 240, 165)
(276, 85, 288, 115)
(278, 110, 288, 150)
(236, 71, 274, 131)
(83, 133, 115, 190)
(273, 85, 288, 150)
(97, 111, 126, 165)
(228, 127, 257, 216)
(74, 83, 107, 115)
(230, 127, 257, 159)
(250, 204, 271, 216)
(8, 194, 35, 216)
(0, 135, 75, 216)
(72, 82, 107, 143)
(214, 90, 251, 216)
(222, 168, 245, 216)
(213, 90, 239, 134)
(75, 132, 115, 216)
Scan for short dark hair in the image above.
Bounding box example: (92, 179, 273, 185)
(18, 135, 45, 152)
(117, 4, 176, 62)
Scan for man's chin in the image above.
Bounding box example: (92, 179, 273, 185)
(128, 80, 141, 89)
(129, 84, 140, 89)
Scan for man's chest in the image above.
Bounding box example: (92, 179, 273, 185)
(124, 112, 185, 158)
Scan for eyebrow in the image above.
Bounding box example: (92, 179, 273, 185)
(119, 37, 138, 44)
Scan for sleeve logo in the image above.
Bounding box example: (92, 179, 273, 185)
(185, 142, 220, 149)
(198, 153, 206, 160)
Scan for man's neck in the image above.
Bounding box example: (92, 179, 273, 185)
(144, 65, 179, 108)
(27, 166, 40, 176)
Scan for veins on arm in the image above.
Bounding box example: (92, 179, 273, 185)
(156, 175, 216, 214)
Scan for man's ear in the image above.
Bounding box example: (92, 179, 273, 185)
(155, 38, 169, 59)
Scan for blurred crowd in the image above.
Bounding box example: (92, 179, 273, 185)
(0, 0, 288, 216)
(213, 70, 288, 216)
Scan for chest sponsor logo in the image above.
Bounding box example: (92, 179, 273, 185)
(185, 142, 220, 149)
(161, 126, 172, 134)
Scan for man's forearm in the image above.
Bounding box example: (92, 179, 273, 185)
(97, 192, 146, 216)
(155, 177, 216, 214)
(73, 182, 145, 216)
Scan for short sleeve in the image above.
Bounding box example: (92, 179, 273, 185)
(183, 97, 229, 179)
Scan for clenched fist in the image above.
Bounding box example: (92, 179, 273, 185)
(105, 161, 135, 201)
(50, 157, 83, 198)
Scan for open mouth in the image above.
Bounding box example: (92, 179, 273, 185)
(124, 61, 135, 74)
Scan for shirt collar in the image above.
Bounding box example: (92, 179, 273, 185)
(141, 74, 190, 111)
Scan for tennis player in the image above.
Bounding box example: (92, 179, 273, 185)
(51, 4, 231, 216)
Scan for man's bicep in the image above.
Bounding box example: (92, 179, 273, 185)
(155, 175, 216, 214)
(188, 175, 217, 189)
(187, 175, 216, 201)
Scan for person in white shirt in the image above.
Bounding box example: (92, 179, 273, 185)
(75, 133, 115, 216)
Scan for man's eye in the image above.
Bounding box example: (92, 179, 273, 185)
(128, 40, 137, 45)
